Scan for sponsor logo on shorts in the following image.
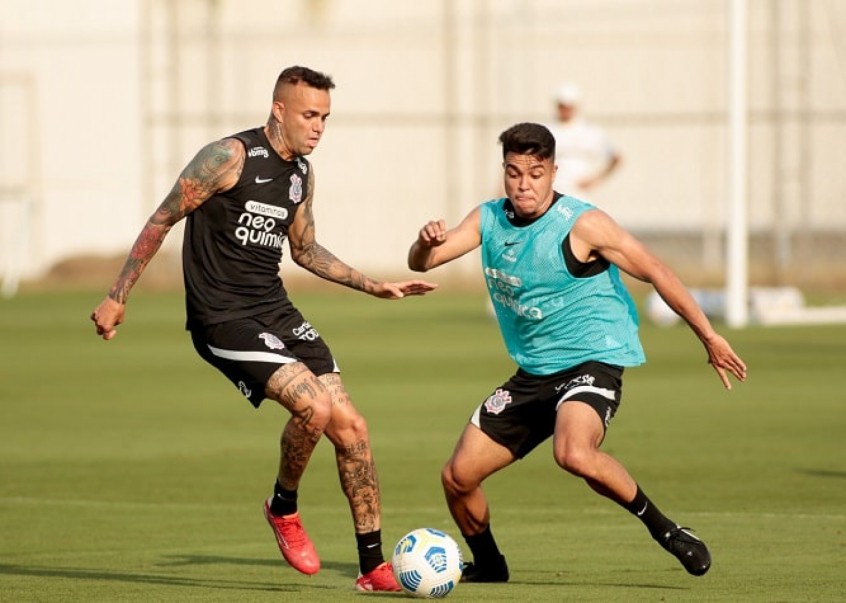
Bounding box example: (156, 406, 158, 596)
(484, 388, 512, 415)
(259, 332, 285, 350)
(555, 373, 596, 393)
(293, 321, 320, 341)
(238, 381, 252, 399)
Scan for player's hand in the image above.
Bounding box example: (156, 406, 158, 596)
(372, 280, 438, 299)
(90, 297, 126, 340)
(703, 334, 747, 389)
(417, 220, 448, 248)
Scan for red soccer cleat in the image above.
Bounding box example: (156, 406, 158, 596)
(355, 561, 402, 592)
(263, 498, 320, 575)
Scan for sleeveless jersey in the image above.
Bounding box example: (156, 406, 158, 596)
(480, 194, 645, 375)
(182, 127, 309, 328)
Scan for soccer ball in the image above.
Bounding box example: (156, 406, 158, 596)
(392, 527, 463, 598)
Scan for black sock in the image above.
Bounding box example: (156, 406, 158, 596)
(356, 530, 385, 575)
(270, 481, 298, 516)
(624, 485, 676, 540)
(464, 525, 504, 565)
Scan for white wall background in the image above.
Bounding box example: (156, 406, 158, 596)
(1, 0, 845, 287)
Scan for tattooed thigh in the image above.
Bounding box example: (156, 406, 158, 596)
(266, 362, 329, 431)
(317, 372, 351, 407)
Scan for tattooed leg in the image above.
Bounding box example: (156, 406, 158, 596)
(266, 362, 332, 490)
(318, 373, 381, 534)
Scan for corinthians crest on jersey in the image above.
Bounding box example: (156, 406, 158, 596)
(289, 173, 303, 204)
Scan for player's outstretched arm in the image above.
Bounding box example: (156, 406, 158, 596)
(90, 138, 244, 340)
(287, 168, 437, 299)
(571, 209, 747, 389)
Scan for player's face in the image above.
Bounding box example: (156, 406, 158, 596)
(273, 82, 331, 158)
(556, 102, 576, 122)
(502, 153, 556, 219)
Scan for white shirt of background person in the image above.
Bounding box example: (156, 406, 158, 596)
(546, 82, 621, 201)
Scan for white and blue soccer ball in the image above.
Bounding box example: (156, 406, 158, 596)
(392, 528, 463, 598)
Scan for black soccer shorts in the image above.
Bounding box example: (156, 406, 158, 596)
(189, 304, 338, 408)
(470, 360, 623, 458)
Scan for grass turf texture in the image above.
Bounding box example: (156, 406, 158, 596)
(1, 289, 844, 602)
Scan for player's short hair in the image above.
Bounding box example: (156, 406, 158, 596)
(273, 66, 335, 99)
(498, 122, 556, 161)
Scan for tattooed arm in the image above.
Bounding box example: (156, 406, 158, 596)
(90, 138, 244, 340)
(288, 167, 437, 299)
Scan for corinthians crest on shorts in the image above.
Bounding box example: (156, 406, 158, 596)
(259, 332, 285, 350)
(484, 388, 512, 415)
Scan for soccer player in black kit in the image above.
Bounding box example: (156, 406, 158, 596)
(91, 66, 437, 592)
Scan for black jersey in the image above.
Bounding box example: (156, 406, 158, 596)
(182, 127, 310, 329)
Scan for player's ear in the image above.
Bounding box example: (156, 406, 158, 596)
(271, 101, 285, 123)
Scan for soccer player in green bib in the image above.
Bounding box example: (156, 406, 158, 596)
(408, 122, 747, 582)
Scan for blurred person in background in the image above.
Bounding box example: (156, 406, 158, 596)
(408, 122, 746, 583)
(90, 65, 436, 592)
(547, 82, 621, 200)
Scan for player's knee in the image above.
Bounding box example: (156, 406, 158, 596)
(346, 412, 369, 439)
(330, 411, 369, 443)
(324, 406, 372, 448)
(441, 464, 459, 496)
(441, 461, 476, 497)
(553, 443, 592, 477)
(309, 394, 333, 430)
(285, 391, 332, 436)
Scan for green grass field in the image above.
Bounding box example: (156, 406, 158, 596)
(1, 288, 844, 602)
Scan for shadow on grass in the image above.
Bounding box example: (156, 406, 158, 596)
(507, 568, 692, 591)
(0, 561, 338, 593)
(156, 554, 281, 568)
(156, 557, 420, 596)
(795, 468, 846, 479)
(157, 554, 359, 578)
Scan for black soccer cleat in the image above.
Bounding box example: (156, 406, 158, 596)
(659, 526, 711, 576)
(460, 555, 510, 583)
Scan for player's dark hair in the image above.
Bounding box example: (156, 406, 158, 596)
(274, 66, 335, 98)
(498, 122, 555, 160)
